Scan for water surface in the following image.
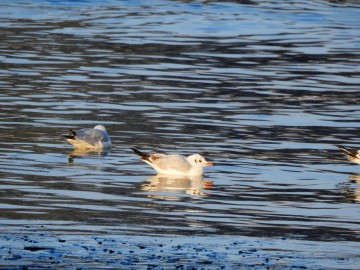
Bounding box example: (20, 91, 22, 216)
(0, 0, 360, 268)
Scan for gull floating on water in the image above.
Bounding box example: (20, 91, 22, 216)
(130, 148, 213, 176)
(338, 146, 360, 165)
(64, 125, 111, 150)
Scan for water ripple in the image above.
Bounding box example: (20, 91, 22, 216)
(0, 1, 360, 267)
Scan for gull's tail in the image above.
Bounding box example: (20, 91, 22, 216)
(63, 130, 77, 139)
(130, 147, 152, 163)
(338, 146, 358, 161)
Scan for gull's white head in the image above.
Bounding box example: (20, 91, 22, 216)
(94, 125, 107, 132)
(187, 154, 213, 168)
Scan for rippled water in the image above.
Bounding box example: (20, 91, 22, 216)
(1, 0, 360, 268)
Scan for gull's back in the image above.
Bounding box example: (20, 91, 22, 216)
(68, 128, 111, 149)
(151, 154, 191, 175)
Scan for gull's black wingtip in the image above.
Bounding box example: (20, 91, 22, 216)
(130, 147, 142, 156)
(130, 147, 151, 161)
(337, 146, 357, 158)
(336, 145, 345, 151)
(63, 130, 76, 140)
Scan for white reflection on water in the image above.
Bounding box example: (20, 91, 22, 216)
(67, 148, 111, 163)
(337, 175, 360, 204)
(140, 175, 213, 199)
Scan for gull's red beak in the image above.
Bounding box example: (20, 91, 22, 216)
(205, 162, 213, 166)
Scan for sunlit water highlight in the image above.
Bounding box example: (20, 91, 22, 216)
(0, 0, 360, 268)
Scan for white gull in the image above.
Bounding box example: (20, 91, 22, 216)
(64, 125, 111, 150)
(131, 148, 213, 176)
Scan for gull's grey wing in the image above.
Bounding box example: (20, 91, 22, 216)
(76, 128, 110, 145)
(154, 154, 191, 172)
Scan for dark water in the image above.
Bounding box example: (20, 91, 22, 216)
(0, 0, 360, 268)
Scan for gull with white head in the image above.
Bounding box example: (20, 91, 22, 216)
(64, 125, 111, 150)
(130, 148, 213, 176)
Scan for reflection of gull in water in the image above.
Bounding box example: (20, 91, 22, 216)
(64, 125, 111, 150)
(337, 175, 360, 203)
(141, 175, 213, 197)
(338, 146, 360, 165)
(68, 148, 110, 163)
(130, 148, 213, 176)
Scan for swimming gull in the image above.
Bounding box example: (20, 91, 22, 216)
(130, 147, 213, 176)
(64, 125, 111, 150)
